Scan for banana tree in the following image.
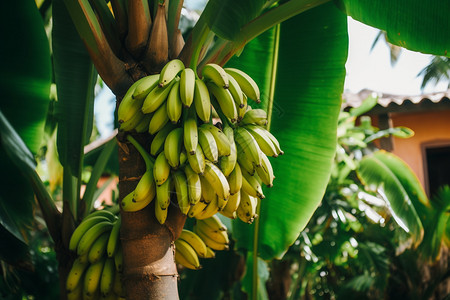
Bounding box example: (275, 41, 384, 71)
(1, 0, 450, 299)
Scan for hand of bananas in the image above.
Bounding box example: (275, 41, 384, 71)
(66, 210, 125, 299)
(117, 59, 283, 226)
(67, 60, 284, 283)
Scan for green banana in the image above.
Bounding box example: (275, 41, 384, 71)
(142, 79, 176, 114)
(227, 73, 245, 108)
(77, 221, 114, 256)
(148, 100, 170, 135)
(240, 108, 268, 126)
(132, 74, 160, 100)
(88, 231, 110, 264)
(256, 152, 275, 187)
(150, 123, 176, 156)
(173, 170, 190, 215)
(117, 80, 141, 123)
(244, 124, 278, 157)
(66, 257, 89, 292)
(83, 257, 106, 297)
(184, 117, 198, 155)
(198, 127, 218, 163)
(134, 113, 152, 133)
(237, 191, 258, 224)
(119, 109, 144, 132)
(224, 67, 260, 103)
(156, 175, 172, 210)
(206, 82, 237, 122)
(121, 190, 153, 212)
(241, 171, 265, 199)
(187, 144, 206, 174)
(100, 258, 115, 297)
(180, 68, 196, 107)
(153, 151, 171, 185)
(234, 126, 262, 167)
(106, 217, 121, 258)
(201, 124, 231, 157)
(193, 78, 211, 123)
(185, 164, 202, 205)
(134, 170, 156, 202)
(164, 127, 183, 169)
(166, 80, 183, 124)
(219, 126, 237, 176)
(201, 63, 229, 88)
(69, 216, 113, 252)
(159, 59, 185, 87)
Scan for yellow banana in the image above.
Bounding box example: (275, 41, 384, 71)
(156, 175, 172, 210)
(175, 248, 200, 270)
(237, 191, 258, 224)
(242, 171, 265, 199)
(220, 192, 241, 219)
(134, 170, 156, 202)
(198, 127, 218, 163)
(142, 79, 176, 114)
(88, 231, 110, 264)
(159, 59, 185, 87)
(224, 68, 260, 103)
(201, 63, 229, 88)
(155, 202, 168, 224)
(195, 197, 220, 220)
(164, 127, 183, 169)
(194, 224, 229, 251)
(206, 82, 237, 122)
(193, 78, 211, 123)
(148, 101, 170, 135)
(133, 74, 160, 101)
(179, 229, 208, 258)
(200, 124, 231, 157)
(196, 221, 229, 245)
(150, 123, 176, 156)
(180, 68, 196, 107)
(106, 217, 121, 258)
(256, 152, 275, 187)
(188, 200, 208, 218)
(205, 247, 216, 258)
(121, 190, 153, 212)
(227, 163, 243, 195)
(173, 171, 190, 215)
(166, 80, 183, 124)
(203, 161, 230, 201)
(184, 117, 198, 155)
(175, 239, 201, 269)
(66, 257, 89, 292)
(187, 144, 206, 174)
(100, 258, 115, 297)
(199, 175, 216, 204)
(198, 215, 227, 231)
(153, 152, 171, 185)
(185, 164, 202, 205)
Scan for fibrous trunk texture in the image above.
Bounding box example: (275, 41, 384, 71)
(118, 132, 186, 300)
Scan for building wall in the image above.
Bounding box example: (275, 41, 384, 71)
(389, 109, 450, 194)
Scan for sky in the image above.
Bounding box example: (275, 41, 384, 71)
(345, 17, 448, 95)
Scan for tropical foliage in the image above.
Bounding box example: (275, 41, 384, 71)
(0, 0, 449, 298)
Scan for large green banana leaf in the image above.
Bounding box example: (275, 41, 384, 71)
(230, 2, 348, 260)
(53, 0, 96, 178)
(0, 0, 51, 264)
(357, 150, 424, 247)
(338, 0, 450, 57)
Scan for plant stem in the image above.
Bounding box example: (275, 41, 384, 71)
(266, 23, 280, 131)
(126, 134, 155, 170)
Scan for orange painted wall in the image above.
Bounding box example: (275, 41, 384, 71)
(388, 109, 450, 194)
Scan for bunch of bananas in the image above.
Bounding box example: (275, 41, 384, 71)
(118, 59, 283, 226)
(66, 210, 125, 300)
